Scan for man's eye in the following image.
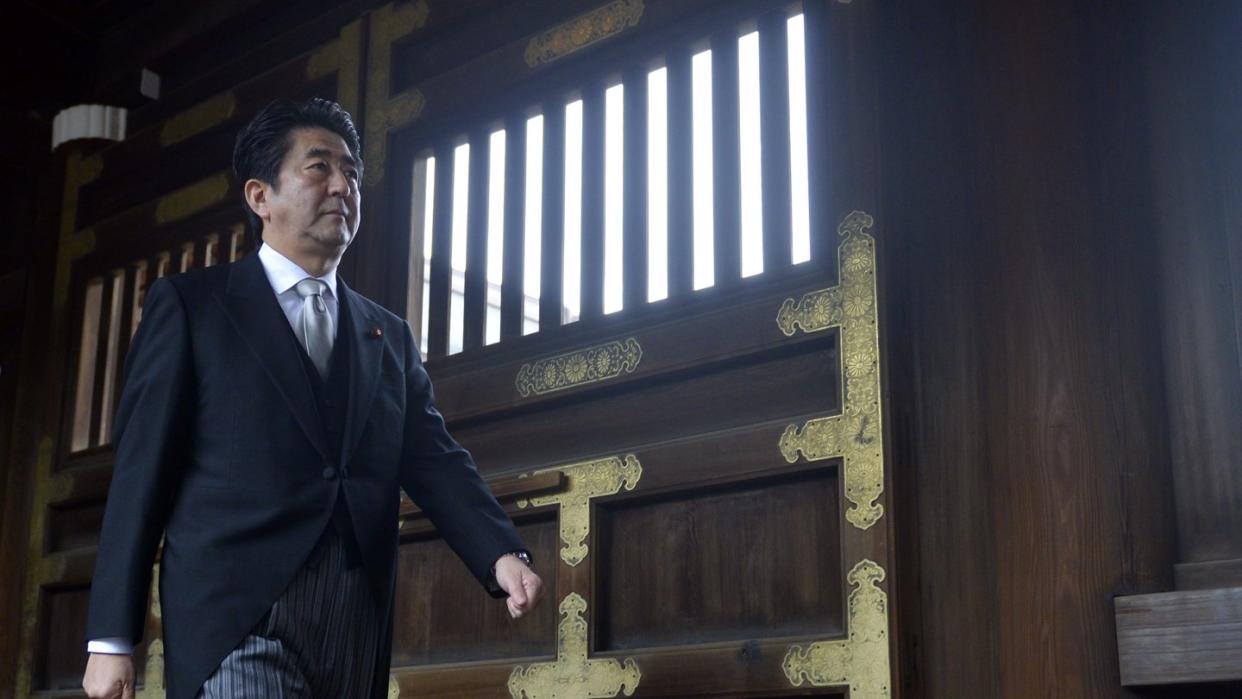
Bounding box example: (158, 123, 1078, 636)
(346, 170, 359, 180)
(311, 162, 328, 170)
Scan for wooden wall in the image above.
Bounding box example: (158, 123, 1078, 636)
(4, 0, 1240, 697)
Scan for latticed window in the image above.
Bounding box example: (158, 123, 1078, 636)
(410, 11, 815, 358)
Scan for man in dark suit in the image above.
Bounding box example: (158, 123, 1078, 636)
(81, 98, 543, 699)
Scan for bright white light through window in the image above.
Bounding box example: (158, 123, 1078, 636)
(419, 156, 435, 354)
(486, 129, 506, 344)
(738, 30, 763, 278)
(648, 67, 669, 303)
(448, 143, 470, 354)
(604, 83, 625, 314)
(524, 115, 544, 335)
(691, 49, 714, 290)
(788, 14, 810, 264)
(564, 100, 583, 323)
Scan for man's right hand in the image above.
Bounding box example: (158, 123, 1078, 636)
(83, 653, 135, 699)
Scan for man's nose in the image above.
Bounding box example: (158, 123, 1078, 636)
(327, 167, 351, 196)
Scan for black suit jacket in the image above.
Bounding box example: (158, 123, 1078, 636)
(85, 252, 524, 699)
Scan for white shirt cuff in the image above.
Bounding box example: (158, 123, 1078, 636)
(88, 637, 134, 655)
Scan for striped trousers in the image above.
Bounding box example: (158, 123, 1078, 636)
(196, 526, 380, 698)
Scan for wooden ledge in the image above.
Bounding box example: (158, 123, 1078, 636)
(1116, 586, 1242, 686)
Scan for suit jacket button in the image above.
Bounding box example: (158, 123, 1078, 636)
(322, 466, 337, 480)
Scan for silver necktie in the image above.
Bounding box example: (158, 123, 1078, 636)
(294, 278, 335, 379)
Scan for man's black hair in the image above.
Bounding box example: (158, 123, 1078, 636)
(232, 98, 363, 242)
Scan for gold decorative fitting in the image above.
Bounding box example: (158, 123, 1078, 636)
(154, 172, 230, 225)
(136, 640, 165, 698)
(388, 674, 401, 699)
(508, 593, 641, 698)
(363, 1, 430, 187)
(515, 338, 642, 397)
(517, 455, 642, 566)
(159, 93, 237, 147)
(525, 0, 645, 67)
(776, 210, 884, 530)
(782, 559, 890, 697)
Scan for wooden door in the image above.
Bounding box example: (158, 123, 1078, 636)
(374, 3, 895, 696)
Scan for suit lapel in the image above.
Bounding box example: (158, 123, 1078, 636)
(338, 277, 383, 470)
(216, 253, 333, 465)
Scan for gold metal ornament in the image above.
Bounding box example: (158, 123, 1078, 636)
(777, 211, 884, 530)
(159, 92, 237, 147)
(306, 20, 364, 115)
(515, 338, 642, 397)
(136, 640, 166, 698)
(363, 0, 431, 187)
(508, 593, 641, 698)
(524, 0, 644, 67)
(782, 559, 890, 697)
(154, 172, 231, 225)
(517, 455, 641, 566)
(388, 674, 401, 699)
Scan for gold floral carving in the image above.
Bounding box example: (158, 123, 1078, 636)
(782, 559, 890, 697)
(508, 593, 641, 698)
(524, 0, 644, 67)
(517, 455, 641, 566)
(154, 172, 230, 225)
(159, 92, 237, 147)
(777, 211, 884, 530)
(515, 338, 642, 397)
(136, 640, 166, 698)
(364, 1, 430, 187)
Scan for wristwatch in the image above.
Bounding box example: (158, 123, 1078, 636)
(495, 550, 532, 569)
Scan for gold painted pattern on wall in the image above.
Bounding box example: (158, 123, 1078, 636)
(515, 338, 642, 397)
(154, 172, 230, 225)
(159, 92, 237, 147)
(777, 210, 884, 529)
(782, 559, 890, 697)
(517, 455, 641, 566)
(364, 1, 430, 187)
(508, 593, 641, 698)
(306, 20, 363, 116)
(524, 0, 645, 67)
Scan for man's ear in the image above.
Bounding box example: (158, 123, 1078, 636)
(244, 179, 271, 224)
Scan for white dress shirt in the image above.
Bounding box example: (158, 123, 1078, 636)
(88, 244, 339, 655)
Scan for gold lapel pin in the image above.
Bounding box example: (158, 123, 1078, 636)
(370, 326, 383, 338)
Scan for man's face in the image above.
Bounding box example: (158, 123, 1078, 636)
(258, 126, 361, 257)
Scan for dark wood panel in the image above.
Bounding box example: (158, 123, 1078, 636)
(46, 503, 105, 555)
(598, 470, 842, 651)
(666, 47, 695, 300)
(710, 30, 742, 288)
(455, 342, 838, 474)
(427, 142, 456, 358)
(391, 518, 559, 667)
(538, 100, 566, 332)
(757, 9, 792, 274)
(34, 587, 91, 691)
(500, 113, 528, 341)
(463, 128, 491, 352)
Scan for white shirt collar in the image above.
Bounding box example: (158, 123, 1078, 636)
(257, 242, 338, 299)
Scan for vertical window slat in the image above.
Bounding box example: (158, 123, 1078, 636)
(427, 143, 455, 358)
(540, 103, 566, 332)
(692, 49, 715, 291)
(759, 11, 793, 272)
(711, 32, 742, 287)
(71, 278, 103, 452)
(666, 48, 695, 298)
(623, 66, 649, 312)
(501, 115, 527, 340)
(89, 272, 119, 446)
(409, 156, 431, 354)
(463, 132, 491, 352)
(111, 264, 140, 419)
(738, 30, 764, 278)
(603, 83, 625, 314)
(580, 83, 607, 319)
